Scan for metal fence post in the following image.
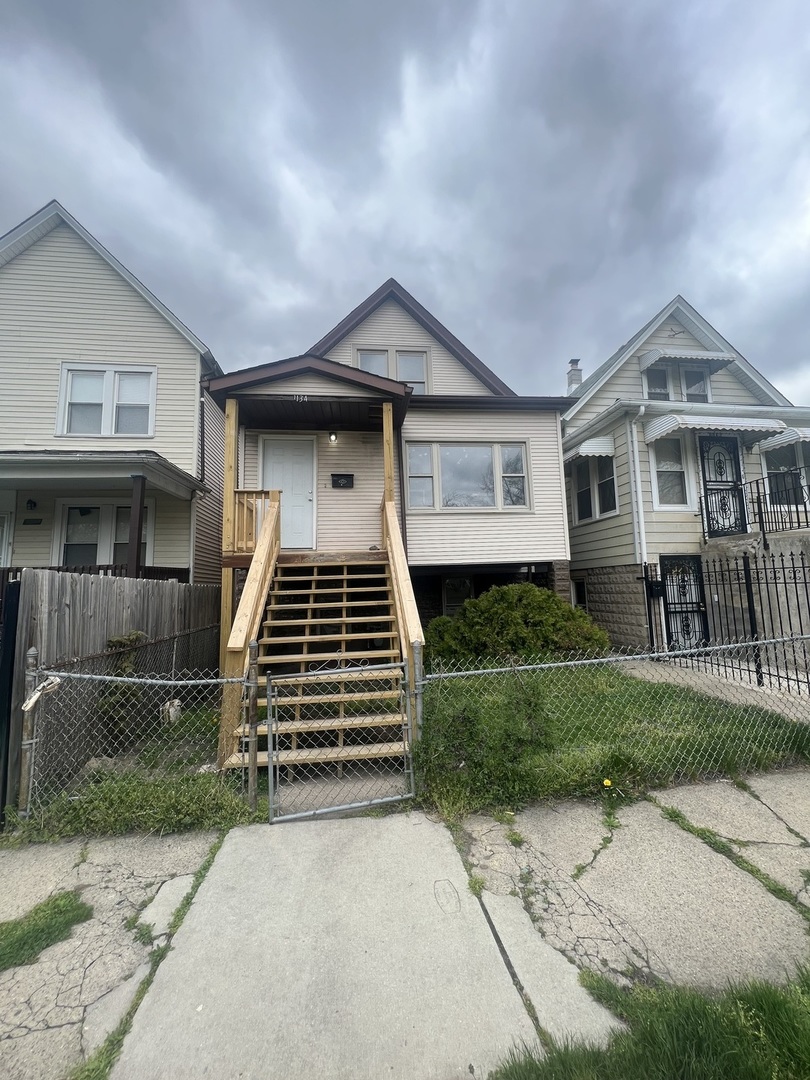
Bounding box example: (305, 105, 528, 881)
(266, 673, 275, 822)
(412, 640, 424, 741)
(247, 640, 259, 812)
(18, 646, 38, 815)
(742, 554, 764, 687)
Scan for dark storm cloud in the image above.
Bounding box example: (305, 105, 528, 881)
(1, 0, 808, 392)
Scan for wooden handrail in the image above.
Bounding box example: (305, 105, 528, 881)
(226, 493, 281, 660)
(232, 489, 274, 554)
(382, 500, 424, 693)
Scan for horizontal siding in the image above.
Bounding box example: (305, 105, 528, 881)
(400, 409, 568, 565)
(638, 433, 704, 557)
(570, 364, 643, 427)
(242, 429, 402, 552)
(644, 320, 706, 350)
(192, 392, 225, 584)
(0, 225, 201, 474)
(324, 298, 494, 395)
(10, 489, 191, 568)
(242, 374, 384, 398)
(709, 367, 763, 405)
(567, 421, 637, 569)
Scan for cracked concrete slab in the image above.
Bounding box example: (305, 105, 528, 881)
(0, 832, 216, 1080)
(657, 780, 805, 846)
(747, 770, 810, 841)
(733, 842, 810, 897)
(140, 875, 194, 938)
(82, 962, 150, 1058)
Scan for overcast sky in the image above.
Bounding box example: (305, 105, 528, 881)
(1, 0, 809, 398)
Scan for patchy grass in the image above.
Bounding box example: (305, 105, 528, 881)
(0, 891, 92, 973)
(415, 665, 810, 817)
(4, 773, 255, 840)
(491, 966, 810, 1079)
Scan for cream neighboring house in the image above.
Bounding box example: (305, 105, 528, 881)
(0, 201, 225, 585)
(562, 295, 810, 648)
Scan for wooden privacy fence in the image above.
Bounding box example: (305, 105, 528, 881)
(2, 568, 220, 813)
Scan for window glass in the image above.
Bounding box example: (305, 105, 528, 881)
(655, 438, 688, 505)
(683, 368, 709, 402)
(571, 579, 587, 609)
(407, 444, 434, 507)
(500, 444, 527, 506)
(358, 350, 388, 378)
(440, 445, 495, 507)
(646, 368, 670, 401)
(115, 372, 151, 434)
(112, 506, 148, 565)
(765, 445, 802, 506)
(63, 506, 100, 565)
(596, 456, 617, 514)
(67, 372, 104, 433)
(575, 459, 593, 521)
(396, 352, 427, 394)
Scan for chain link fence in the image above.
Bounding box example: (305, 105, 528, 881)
(417, 636, 810, 807)
(22, 625, 233, 813)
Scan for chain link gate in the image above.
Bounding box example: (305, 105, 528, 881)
(267, 661, 415, 822)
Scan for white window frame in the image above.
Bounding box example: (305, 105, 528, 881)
(643, 366, 671, 402)
(759, 442, 807, 507)
(51, 497, 156, 566)
(405, 441, 531, 512)
(649, 436, 697, 511)
(680, 365, 712, 403)
(572, 456, 619, 525)
(354, 346, 432, 394)
(56, 363, 157, 437)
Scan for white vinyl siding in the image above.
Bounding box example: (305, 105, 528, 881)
(242, 429, 402, 552)
(191, 391, 225, 584)
(567, 422, 636, 570)
(401, 409, 568, 565)
(243, 374, 387, 399)
(324, 298, 494, 395)
(0, 224, 201, 473)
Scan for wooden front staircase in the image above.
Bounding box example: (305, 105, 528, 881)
(223, 554, 408, 771)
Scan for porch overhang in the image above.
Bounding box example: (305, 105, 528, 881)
(0, 451, 206, 501)
(756, 427, 810, 452)
(231, 392, 409, 432)
(643, 414, 786, 443)
(563, 435, 615, 464)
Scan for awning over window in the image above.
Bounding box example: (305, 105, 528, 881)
(638, 348, 736, 372)
(644, 414, 785, 443)
(756, 427, 810, 452)
(563, 435, 615, 463)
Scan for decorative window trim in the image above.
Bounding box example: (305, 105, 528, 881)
(572, 455, 619, 525)
(649, 435, 697, 511)
(51, 497, 156, 566)
(681, 366, 712, 403)
(56, 363, 157, 437)
(353, 346, 431, 394)
(405, 441, 531, 512)
(643, 366, 671, 402)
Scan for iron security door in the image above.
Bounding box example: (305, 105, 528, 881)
(659, 555, 709, 649)
(700, 434, 746, 537)
(262, 438, 315, 549)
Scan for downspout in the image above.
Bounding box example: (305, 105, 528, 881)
(629, 406, 648, 565)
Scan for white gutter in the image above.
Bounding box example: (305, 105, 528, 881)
(629, 407, 648, 564)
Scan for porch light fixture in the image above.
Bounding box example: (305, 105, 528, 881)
(328, 431, 338, 444)
(26, 499, 37, 511)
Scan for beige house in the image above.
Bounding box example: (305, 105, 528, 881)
(0, 201, 225, 585)
(563, 296, 810, 647)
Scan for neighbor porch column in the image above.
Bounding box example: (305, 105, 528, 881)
(127, 473, 147, 578)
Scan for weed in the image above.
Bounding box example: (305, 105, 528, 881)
(468, 874, 486, 897)
(506, 829, 526, 848)
(0, 891, 92, 973)
(132, 923, 153, 946)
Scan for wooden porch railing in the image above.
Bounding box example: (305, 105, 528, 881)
(381, 499, 424, 723)
(219, 492, 281, 765)
(232, 489, 275, 555)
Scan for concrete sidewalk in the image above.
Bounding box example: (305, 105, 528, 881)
(111, 813, 572, 1080)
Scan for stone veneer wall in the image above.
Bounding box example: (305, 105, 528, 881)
(580, 564, 649, 648)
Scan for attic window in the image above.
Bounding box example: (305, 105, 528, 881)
(682, 367, 710, 403)
(645, 368, 670, 401)
(356, 348, 428, 394)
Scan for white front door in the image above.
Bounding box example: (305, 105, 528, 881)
(262, 438, 316, 548)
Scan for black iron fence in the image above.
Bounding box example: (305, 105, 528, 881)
(700, 468, 810, 543)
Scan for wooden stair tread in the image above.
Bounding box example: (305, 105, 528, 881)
(266, 600, 393, 612)
(277, 552, 388, 565)
(224, 741, 407, 769)
(258, 688, 401, 708)
(234, 713, 404, 736)
(259, 631, 399, 646)
(258, 651, 399, 666)
(270, 586, 391, 597)
(263, 615, 397, 627)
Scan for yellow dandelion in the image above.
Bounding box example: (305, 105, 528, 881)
(603, 778, 612, 788)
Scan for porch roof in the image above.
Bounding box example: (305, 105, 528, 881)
(757, 427, 810, 452)
(0, 451, 206, 500)
(643, 413, 786, 443)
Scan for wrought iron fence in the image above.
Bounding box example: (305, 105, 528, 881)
(700, 467, 810, 542)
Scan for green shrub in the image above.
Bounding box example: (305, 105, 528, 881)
(424, 583, 610, 664)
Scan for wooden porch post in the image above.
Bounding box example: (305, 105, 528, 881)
(382, 401, 395, 503)
(126, 474, 146, 578)
(220, 397, 239, 672)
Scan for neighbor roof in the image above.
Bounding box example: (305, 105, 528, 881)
(0, 200, 221, 376)
(310, 278, 516, 397)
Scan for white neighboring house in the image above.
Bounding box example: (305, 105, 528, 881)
(206, 277, 572, 619)
(0, 201, 225, 585)
(562, 296, 810, 647)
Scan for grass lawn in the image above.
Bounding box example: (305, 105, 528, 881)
(492, 968, 810, 1079)
(0, 891, 92, 972)
(416, 664, 810, 815)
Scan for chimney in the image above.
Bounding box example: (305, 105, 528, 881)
(567, 359, 582, 394)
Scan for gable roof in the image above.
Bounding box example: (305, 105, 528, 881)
(0, 200, 221, 376)
(205, 352, 412, 400)
(567, 295, 791, 417)
(310, 278, 516, 397)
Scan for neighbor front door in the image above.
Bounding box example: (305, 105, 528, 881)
(699, 434, 746, 537)
(262, 438, 315, 548)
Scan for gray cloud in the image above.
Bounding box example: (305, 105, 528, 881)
(1, 0, 809, 394)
